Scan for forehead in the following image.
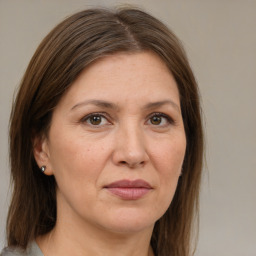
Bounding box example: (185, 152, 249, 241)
(57, 51, 180, 110)
(80, 51, 173, 84)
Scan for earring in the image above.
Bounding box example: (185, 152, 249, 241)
(41, 166, 46, 172)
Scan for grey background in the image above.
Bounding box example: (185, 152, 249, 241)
(1, 0, 255, 255)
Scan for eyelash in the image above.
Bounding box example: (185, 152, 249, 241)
(81, 112, 111, 127)
(146, 112, 174, 126)
(80, 112, 174, 127)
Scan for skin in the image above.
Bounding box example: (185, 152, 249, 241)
(34, 51, 186, 256)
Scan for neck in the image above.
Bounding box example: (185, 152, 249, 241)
(37, 213, 155, 256)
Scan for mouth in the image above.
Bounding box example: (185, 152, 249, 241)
(104, 179, 153, 200)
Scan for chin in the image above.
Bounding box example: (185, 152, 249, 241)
(95, 208, 158, 235)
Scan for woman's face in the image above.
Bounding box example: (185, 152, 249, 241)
(37, 51, 186, 234)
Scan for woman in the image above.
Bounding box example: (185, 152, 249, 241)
(1, 7, 203, 256)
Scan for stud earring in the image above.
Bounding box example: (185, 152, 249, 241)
(41, 166, 46, 173)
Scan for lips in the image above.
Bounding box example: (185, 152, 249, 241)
(104, 179, 152, 200)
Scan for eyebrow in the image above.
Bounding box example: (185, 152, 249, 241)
(143, 100, 180, 112)
(71, 100, 119, 111)
(71, 99, 180, 112)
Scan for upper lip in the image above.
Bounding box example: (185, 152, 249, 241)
(104, 179, 152, 189)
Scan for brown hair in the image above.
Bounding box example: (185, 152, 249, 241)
(7, 7, 203, 256)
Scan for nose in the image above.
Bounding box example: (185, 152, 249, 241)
(112, 123, 149, 169)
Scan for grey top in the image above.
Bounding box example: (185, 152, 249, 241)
(0, 241, 43, 256)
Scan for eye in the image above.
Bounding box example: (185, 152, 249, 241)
(82, 113, 110, 126)
(147, 113, 173, 126)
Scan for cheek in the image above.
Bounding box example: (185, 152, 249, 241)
(150, 135, 186, 210)
(47, 130, 110, 194)
(47, 135, 112, 216)
(152, 136, 186, 177)
(49, 124, 107, 168)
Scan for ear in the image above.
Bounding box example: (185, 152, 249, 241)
(33, 135, 54, 176)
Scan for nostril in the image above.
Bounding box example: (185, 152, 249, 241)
(118, 160, 145, 168)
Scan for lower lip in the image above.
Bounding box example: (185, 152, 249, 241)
(106, 187, 151, 200)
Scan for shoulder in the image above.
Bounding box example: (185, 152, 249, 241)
(1, 241, 43, 256)
(1, 247, 26, 256)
